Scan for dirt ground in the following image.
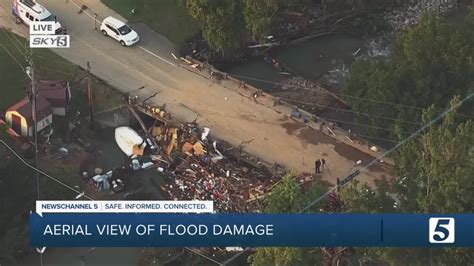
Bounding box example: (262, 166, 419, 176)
(0, 0, 392, 186)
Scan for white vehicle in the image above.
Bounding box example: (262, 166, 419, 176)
(100, 16, 139, 46)
(12, 0, 64, 34)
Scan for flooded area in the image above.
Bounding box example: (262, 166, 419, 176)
(226, 34, 366, 92)
(5, 4, 470, 266)
(227, 6, 468, 92)
(226, 33, 391, 146)
(225, 7, 468, 149)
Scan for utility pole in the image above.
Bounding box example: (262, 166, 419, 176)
(27, 33, 44, 266)
(87, 61, 94, 129)
(27, 53, 41, 200)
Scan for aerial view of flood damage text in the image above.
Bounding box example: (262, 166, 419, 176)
(0, 0, 473, 265)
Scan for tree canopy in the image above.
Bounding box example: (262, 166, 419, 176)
(249, 173, 325, 266)
(343, 12, 474, 140)
(341, 97, 474, 265)
(243, 0, 279, 41)
(392, 96, 473, 214)
(185, 0, 246, 55)
(182, 0, 292, 53)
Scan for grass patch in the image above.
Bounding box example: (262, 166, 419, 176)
(101, 0, 199, 47)
(0, 30, 123, 114)
(0, 30, 77, 110)
(0, 30, 125, 263)
(0, 32, 29, 110)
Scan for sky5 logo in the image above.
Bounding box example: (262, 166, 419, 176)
(30, 35, 70, 48)
(429, 218, 455, 244)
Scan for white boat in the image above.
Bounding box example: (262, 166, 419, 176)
(114, 127, 146, 157)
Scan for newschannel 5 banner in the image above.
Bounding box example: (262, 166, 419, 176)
(30, 201, 473, 247)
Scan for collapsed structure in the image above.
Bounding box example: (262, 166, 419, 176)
(80, 97, 286, 212)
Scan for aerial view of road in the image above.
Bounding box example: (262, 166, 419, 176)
(0, 0, 472, 265)
(0, 0, 393, 186)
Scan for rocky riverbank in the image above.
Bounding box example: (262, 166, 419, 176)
(384, 0, 459, 35)
(273, 76, 348, 116)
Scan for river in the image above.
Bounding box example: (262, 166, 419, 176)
(225, 34, 371, 92)
(225, 7, 468, 148)
(13, 6, 470, 266)
(226, 6, 469, 92)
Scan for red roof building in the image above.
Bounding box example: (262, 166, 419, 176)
(5, 96, 53, 137)
(4, 80, 71, 137)
(36, 80, 71, 116)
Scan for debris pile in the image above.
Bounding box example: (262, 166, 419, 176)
(384, 0, 456, 33)
(162, 156, 269, 212)
(111, 101, 286, 210)
(78, 95, 286, 205)
(274, 76, 347, 115)
(154, 122, 279, 212)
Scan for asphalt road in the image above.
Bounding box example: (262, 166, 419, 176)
(0, 0, 391, 185)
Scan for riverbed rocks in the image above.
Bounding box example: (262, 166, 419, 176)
(384, 0, 457, 33)
(274, 76, 347, 115)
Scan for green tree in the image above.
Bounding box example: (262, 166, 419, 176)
(343, 12, 474, 139)
(281, 0, 310, 9)
(249, 173, 324, 265)
(393, 97, 473, 214)
(243, 0, 279, 41)
(340, 179, 395, 213)
(186, 0, 245, 56)
(341, 97, 474, 265)
(263, 172, 305, 213)
(250, 247, 322, 266)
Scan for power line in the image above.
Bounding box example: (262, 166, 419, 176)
(1, 28, 28, 59)
(221, 92, 474, 265)
(35, 66, 76, 76)
(275, 96, 417, 135)
(315, 116, 413, 136)
(1, 139, 224, 264)
(279, 96, 422, 125)
(185, 248, 222, 265)
(0, 139, 95, 200)
(230, 74, 425, 109)
(188, 102, 402, 143)
(0, 44, 26, 72)
(341, 132, 398, 143)
(230, 73, 474, 117)
(8, 28, 27, 50)
(32, 53, 80, 67)
(301, 92, 474, 213)
(1, 10, 221, 266)
(201, 107, 401, 142)
(27, 52, 41, 201)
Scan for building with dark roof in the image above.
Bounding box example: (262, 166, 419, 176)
(36, 80, 71, 116)
(4, 80, 70, 137)
(5, 96, 53, 137)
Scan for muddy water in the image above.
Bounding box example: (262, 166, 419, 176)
(227, 34, 365, 92)
(227, 7, 469, 92)
(14, 9, 470, 266)
(227, 34, 383, 143)
(226, 8, 468, 149)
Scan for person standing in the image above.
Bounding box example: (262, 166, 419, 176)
(315, 159, 321, 174)
(321, 158, 326, 171)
